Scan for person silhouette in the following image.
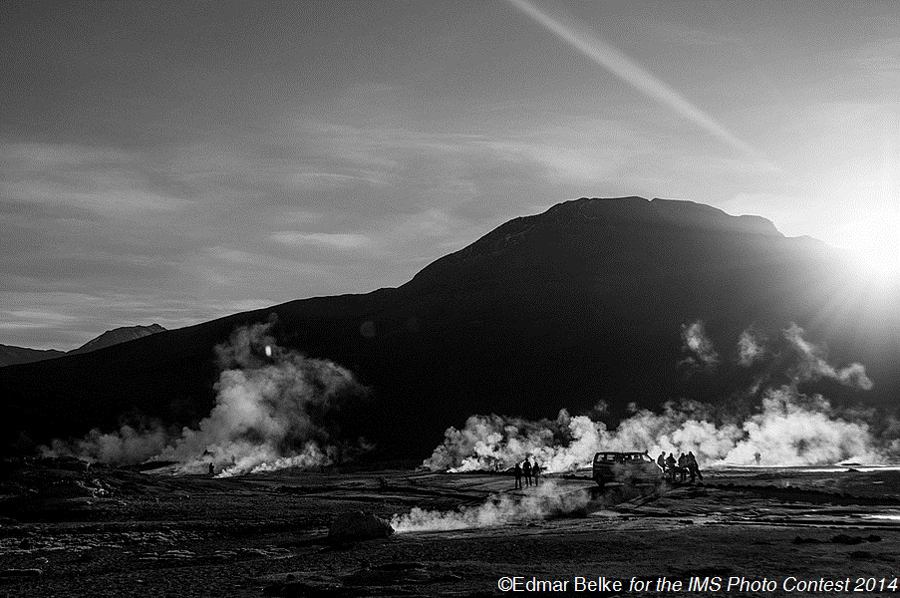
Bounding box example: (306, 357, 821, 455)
(514, 462, 523, 489)
(665, 453, 677, 482)
(677, 453, 688, 482)
(688, 451, 703, 482)
(523, 459, 533, 487)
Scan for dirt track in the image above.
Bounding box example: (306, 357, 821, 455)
(2, 460, 900, 597)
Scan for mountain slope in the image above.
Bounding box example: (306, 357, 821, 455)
(0, 324, 167, 367)
(67, 324, 166, 356)
(2, 197, 897, 457)
(0, 345, 66, 367)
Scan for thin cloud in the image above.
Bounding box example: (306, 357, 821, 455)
(270, 232, 372, 250)
(282, 172, 389, 187)
(1, 143, 192, 216)
(7, 309, 77, 322)
(652, 22, 741, 47)
(281, 210, 323, 224)
(0, 308, 78, 332)
(0, 321, 63, 331)
(203, 246, 325, 274)
(854, 38, 900, 74)
(482, 119, 643, 183)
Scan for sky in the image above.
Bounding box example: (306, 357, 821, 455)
(2, 0, 899, 349)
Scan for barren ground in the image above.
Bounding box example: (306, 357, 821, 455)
(2, 459, 900, 597)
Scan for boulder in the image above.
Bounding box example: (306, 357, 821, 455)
(328, 511, 394, 543)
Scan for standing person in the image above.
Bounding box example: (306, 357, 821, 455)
(688, 451, 703, 482)
(656, 452, 666, 474)
(514, 462, 523, 489)
(532, 460, 541, 486)
(208, 463, 214, 476)
(523, 459, 533, 487)
(677, 453, 688, 483)
(665, 453, 677, 482)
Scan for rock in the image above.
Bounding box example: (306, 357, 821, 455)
(327, 511, 394, 543)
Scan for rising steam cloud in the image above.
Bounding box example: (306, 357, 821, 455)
(391, 480, 589, 532)
(425, 388, 879, 473)
(426, 323, 885, 473)
(737, 328, 765, 367)
(680, 320, 719, 370)
(783, 324, 873, 390)
(45, 320, 368, 475)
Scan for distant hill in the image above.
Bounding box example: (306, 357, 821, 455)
(1, 197, 897, 457)
(67, 324, 167, 356)
(0, 345, 66, 367)
(0, 324, 166, 367)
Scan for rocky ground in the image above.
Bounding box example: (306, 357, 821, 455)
(2, 458, 900, 597)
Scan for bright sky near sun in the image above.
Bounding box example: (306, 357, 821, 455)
(1, 0, 898, 349)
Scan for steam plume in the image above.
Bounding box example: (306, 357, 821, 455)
(391, 480, 589, 532)
(737, 327, 765, 366)
(783, 324, 873, 389)
(45, 321, 368, 475)
(424, 386, 880, 473)
(425, 322, 884, 472)
(48, 424, 170, 466)
(680, 320, 719, 370)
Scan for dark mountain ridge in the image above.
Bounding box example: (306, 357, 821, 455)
(68, 323, 167, 356)
(0, 345, 66, 368)
(0, 324, 166, 367)
(2, 197, 897, 458)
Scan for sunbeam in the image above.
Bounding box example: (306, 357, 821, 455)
(505, 0, 775, 168)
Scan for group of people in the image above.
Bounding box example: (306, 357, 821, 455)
(657, 451, 703, 483)
(513, 458, 541, 489)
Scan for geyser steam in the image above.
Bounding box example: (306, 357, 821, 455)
(425, 323, 885, 472)
(45, 321, 368, 475)
(425, 388, 879, 473)
(391, 480, 589, 532)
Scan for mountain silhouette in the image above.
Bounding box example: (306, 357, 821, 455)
(0, 324, 166, 367)
(2, 197, 897, 457)
(67, 324, 167, 356)
(0, 345, 66, 368)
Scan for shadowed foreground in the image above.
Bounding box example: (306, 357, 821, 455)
(2, 459, 900, 597)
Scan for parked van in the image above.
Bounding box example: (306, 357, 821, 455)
(592, 451, 663, 488)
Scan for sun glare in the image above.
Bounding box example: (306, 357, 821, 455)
(839, 223, 900, 286)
